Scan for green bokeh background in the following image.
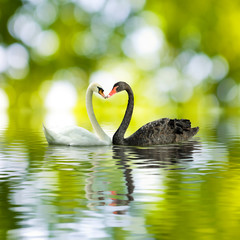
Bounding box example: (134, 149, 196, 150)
(0, 0, 239, 131)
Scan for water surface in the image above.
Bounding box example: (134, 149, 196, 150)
(0, 116, 240, 240)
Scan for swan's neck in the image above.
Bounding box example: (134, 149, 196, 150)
(86, 87, 110, 142)
(113, 86, 134, 145)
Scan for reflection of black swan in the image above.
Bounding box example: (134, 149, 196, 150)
(108, 81, 199, 146)
(113, 141, 200, 169)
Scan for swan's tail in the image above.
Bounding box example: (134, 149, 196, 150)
(191, 126, 199, 136)
(171, 119, 199, 142)
(43, 124, 56, 144)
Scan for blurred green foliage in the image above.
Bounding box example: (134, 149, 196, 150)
(0, 0, 239, 116)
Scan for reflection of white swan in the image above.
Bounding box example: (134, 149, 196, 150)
(43, 82, 111, 146)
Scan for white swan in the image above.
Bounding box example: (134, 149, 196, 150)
(43, 82, 112, 146)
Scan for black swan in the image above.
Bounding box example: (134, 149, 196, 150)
(107, 81, 199, 146)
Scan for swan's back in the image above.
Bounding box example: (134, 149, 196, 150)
(123, 118, 199, 146)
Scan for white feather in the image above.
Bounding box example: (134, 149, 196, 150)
(43, 125, 111, 146)
(43, 82, 111, 146)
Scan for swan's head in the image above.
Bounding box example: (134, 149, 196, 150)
(107, 81, 129, 98)
(91, 83, 106, 98)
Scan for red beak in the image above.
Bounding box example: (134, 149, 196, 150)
(107, 86, 118, 98)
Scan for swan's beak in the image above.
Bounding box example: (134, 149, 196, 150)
(107, 86, 118, 98)
(98, 88, 106, 98)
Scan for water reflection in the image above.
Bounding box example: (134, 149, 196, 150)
(109, 141, 201, 214)
(113, 141, 201, 168)
(42, 141, 200, 217)
(1, 116, 240, 239)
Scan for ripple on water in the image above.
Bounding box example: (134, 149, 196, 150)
(1, 120, 240, 239)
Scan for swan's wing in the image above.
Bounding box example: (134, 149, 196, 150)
(125, 118, 199, 145)
(43, 125, 111, 146)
